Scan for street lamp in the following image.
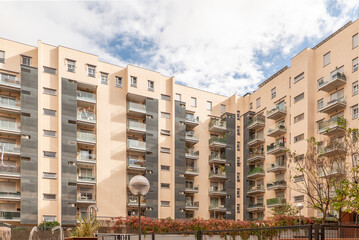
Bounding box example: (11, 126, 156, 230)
(129, 175, 150, 240)
(296, 203, 304, 225)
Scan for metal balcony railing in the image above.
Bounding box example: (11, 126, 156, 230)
(248, 167, 265, 177)
(77, 110, 96, 123)
(77, 153, 96, 163)
(0, 211, 20, 220)
(77, 176, 96, 182)
(77, 132, 96, 143)
(0, 191, 20, 198)
(77, 90, 96, 102)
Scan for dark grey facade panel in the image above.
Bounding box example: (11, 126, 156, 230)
(145, 98, 159, 218)
(61, 78, 78, 225)
(174, 101, 186, 219)
(20, 65, 38, 224)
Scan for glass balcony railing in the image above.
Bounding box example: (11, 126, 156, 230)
(209, 204, 226, 210)
(77, 194, 96, 202)
(267, 197, 286, 206)
(127, 196, 146, 205)
(248, 135, 265, 145)
(0, 74, 20, 88)
(267, 105, 286, 117)
(248, 202, 265, 208)
(185, 166, 199, 174)
(248, 115, 265, 128)
(318, 117, 345, 133)
(77, 110, 96, 123)
(77, 90, 96, 103)
(185, 133, 199, 142)
(0, 120, 20, 132)
(0, 98, 20, 110)
(267, 162, 286, 172)
(318, 96, 346, 112)
(0, 191, 20, 198)
(209, 171, 226, 178)
(127, 121, 146, 132)
(0, 211, 20, 220)
(209, 137, 227, 145)
(185, 150, 199, 158)
(0, 143, 21, 154)
(248, 167, 265, 177)
(77, 153, 96, 163)
(209, 153, 226, 162)
(248, 185, 265, 193)
(209, 120, 226, 130)
(77, 176, 96, 182)
(128, 102, 146, 114)
(127, 159, 146, 169)
(127, 139, 146, 151)
(77, 132, 96, 143)
(267, 180, 287, 189)
(185, 185, 199, 191)
(318, 141, 345, 155)
(267, 125, 286, 135)
(186, 116, 199, 125)
(186, 201, 199, 208)
(248, 152, 265, 161)
(267, 142, 286, 153)
(209, 186, 226, 193)
(318, 71, 346, 91)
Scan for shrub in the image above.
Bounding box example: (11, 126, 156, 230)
(38, 221, 60, 230)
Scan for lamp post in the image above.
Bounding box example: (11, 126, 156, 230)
(296, 203, 304, 225)
(129, 175, 150, 240)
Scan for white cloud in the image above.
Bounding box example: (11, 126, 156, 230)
(0, 0, 358, 96)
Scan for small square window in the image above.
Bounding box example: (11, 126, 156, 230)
(21, 56, 31, 66)
(175, 93, 181, 101)
(323, 52, 330, 67)
(271, 88, 276, 99)
(130, 76, 137, 87)
(353, 58, 358, 72)
(101, 73, 108, 85)
(148, 80, 154, 91)
(115, 76, 122, 88)
(0, 51, 4, 63)
(88, 65, 96, 77)
(207, 101, 212, 111)
(67, 59, 76, 72)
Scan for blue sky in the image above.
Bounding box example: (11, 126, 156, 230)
(1, 0, 359, 96)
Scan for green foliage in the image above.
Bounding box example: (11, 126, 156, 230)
(12, 227, 28, 231)
(70, 215, 100, 237)
(38, 221, 60, 230)
(271, 203, 298, 216)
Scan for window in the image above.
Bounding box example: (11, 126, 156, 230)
(101, 73, 108, 85)
(207, 101, 212, 111)
(294, 72, 304, 83)
(67, 59, 75, 72)
(191, 97, 197, 107)
(289, 77, 291, 88)
(317, 78, 324, 89)
(148, 80, 154, 91)
(0, 51, 4, 63)
(43, 130, 56, 137)
(294, 93, 304, 103)
(130, 76, 137, 87)
(237, 141, 240, 151)
(44, 151, 56, 158)
(43, 108, 56, 116)
(161, 112, 170, 119)
(115, 76, 122, 87)
(161, 94, 170, 101)
(43, 172, 56, 179)
(294, 195, 304, 202)
(43, 87, 57, 96)
(295, 154, 304, 162)
(353, 58, 358, 72)
(21, 56, 31, 66)
(271, 88, 276, 99)
(175, 93, 181, 101)
(294, 175, 304, 182)
(87, 65, 96, 77)
(353, 33, 358, 49)
(294, 113, 304, 123)
(353, 105, 358, 120)
(161, 183, 170, 189)
(161, 201, 170, 207)
(237, 126, 240, 136)
(353, 81, 358, 96)
(160, 129, 170, 136)
(221, 104, 226, 113)
(237, 188, 240, 198)
(161, 147, 170, 153)
(43, 194, 56, 200)
(237, 157, 241, 167)
(237, 173, 240, 182)
(294, 133, 304, 143)
(323, 52, 330, 66)
(317, 99, 323, 111)
(43, 215, 57, 222)
(43, 66, 56, 75)
(256, 98, 261, 108)
(161, 165, 170, 171)
(237, 111, 240, 120)
(237, 204, 240, 213)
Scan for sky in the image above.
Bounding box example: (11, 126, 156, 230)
(1, 0, 359, 96)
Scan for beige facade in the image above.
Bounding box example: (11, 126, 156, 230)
(0, 17, 358, 225)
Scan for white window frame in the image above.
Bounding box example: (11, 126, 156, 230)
(87, 65, 96, 77)
(0, 51, 4, 63)
(100, 73, 108, 85)
(323, 52, 330, 67)
(353, 58, 358, 72)
(67, 59, 76, 72)
(207, 101, 212, 111)
(21, 56, 31, 66)
(115, 76, 122, 87)
(353, 33, 358, 49)
(271, 88, 276, 99)
(353, 81, 358, 96)
(148, 80, 154, 91)
(191, 97, 197, 107)
(130, 76, 137, 87)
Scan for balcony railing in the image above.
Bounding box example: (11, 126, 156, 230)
(209, 137, 227, 147)
(247, 136, 265, 146)
(185, 201, 199, 208)
(267, 197, 286, 206)
(247, 167, 265, 177)
(77, 90, 96, 103)
(0, 74, 20, 88)
(318, 96, 346, 113)
(77, 153, 96, 163)
(209, 171, 226, 178)
(127, 159, 146, 169)
(209, 186, 226, 194)
(77, 110, 96, 123)
(267, 125, 286, 137)
(77, 195, 96, 203)
(185, 150, 199, 159)
(318, 142, 345, 156)
(186, 116, 199, 125)
(267, 180, 287, 190)
(185, 133, 199, 143)
(127, 139, 146, 152)
(77, 132, 96, 143)
(248, 203, 265, 209)
(209, 204, 226, 211)
(267, 105, 286, 119)
(318, 72, 346, 92)
(0, 120, 20, 133)
(0, 191, 20, 199)
(185, 185, 199, 192)
(318, 117, 345, 134)
(247, 185, 265, 194)
(127, 196, 146, 206)
(0, 98, 20, 111)
(127, 121, 146, 132)
(267, 162, 286, 172)
(247, 115, 265, 129)
(209, 153, 226, 163)
(0, 211, 20, 220)
(77, 176, 96, 182)
(247, 152, 265, 163)
(267, 142, 286, 154)
(209, 120, 227, 132)
(185, 166, 199, 174)
(128, 101, 146, 115)
(0, 165, 20, 176)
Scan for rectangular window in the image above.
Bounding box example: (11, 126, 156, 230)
(115, 76, 122, 87)
(161, 112, 170, 119)
(191, 97, 197, 107)
(294, 175, 304, 182)
(44, 151, 56, 158)
(294, 113, 304, 123)
(148, 80, 154, 91)
(294, 72, 304, 83)
(221, 104, 226, 113)
(323, 52, 330, 67)
(249, 102, 253, 110)
(317, 78, 324, 89)
(161, 183, 170, 189)
(353, 81, 358, 96)
(353, 105, 358, 120)
(256, 97, 261, 108)
(237, 126, 240, 136)
(175, 93, 181, 101)
(353, 58, 358, 72)
(21, 56, 31, 66)
(294, 93, 304, 103)
(237, 188, 240, 198)
(43, 194, 56, 200)
(294, 133, 304, 143)
(43, 172, 56, 179)
(43, 215, 57, 222)
(160, 129, 171, 136)
(161, 165, 170, 171)
(161, 147, 170, 153)
(317, 99, 323, 111)
(43, 130, 56, 137)
(295, 154, 304, 162)
(101, 73, 108, 85)
(87, 65, 96, 77)
(237, 173, 240, 182)
(237, 204, 240, 213)
(294, 195, 304, 202)
(0, 51, 4, 63)
(43, 66, 57, 75)
(161, 94, 170, 101)
(237, 157, 241, 167)
(237, 141, 240, 151)
(161, 201, 170, 207)
(271, 87, 276, 99)
(43, 87, 57, 96)
(353, 33, 358, 49)
(67, 59, 75, 72)
(237, 111, 240, 120)
(130, 76, 137, 87)
(43, 108, 56, 116)
(207, 101, 212, 111)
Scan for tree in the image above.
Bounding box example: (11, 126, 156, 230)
(271, 202, 298, 216)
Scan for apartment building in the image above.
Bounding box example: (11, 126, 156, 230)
(0, 17, 357, 226)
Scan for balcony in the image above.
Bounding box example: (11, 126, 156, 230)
(77, 110, 96, 125)
(77, 176, 96, 184)
(0, 74, 20, 89)
(0, 191, 20, 200)
(0, 98, 20, 112)
(0, 211, 20, 221)
(318, 143, 345, 157)
(267, 142, 286, 155)
(185, 185, 199, 194)
(247, 152, 265, 164)
(77, 90, 96, 103)
(318, 118, 345, 135)
(247, 167, 265, 179)
(247, 203, 265, 212)
(185, 150, 199, 160)
(267, 197, 286, 208)
(186, 116, 199, 128)
(247, 136, 265, 147)
(127, 121, 146, 135)
(77, 195, 96, 204)
(318, 165, 345, 178)
(209, 153, 226, 164)
(267, 105, 286, 120)
(209, 171, 227, 180)
(77, 153, 96, 164)
(77, 132, 96, 144)
(209, 186, 226, 196)
(209, 204, 226, 211)
(318, 72, 346, 92)
(247, 185, 265, 195)
(267, 125, 286, 138)
(209, 137, 227, 149)
(127, 159, 146, 171)
(185, 166, 199, 176)
(127, 196, 146, 208)
(267, 162, 286, 173)
(127, 101, 146, 117)
(0, 165, 20, 179)
(318, 97, 346, 114)
(0, 120, 20, 135)
(185, 201, 199, 210)
(209, 120, 227, 133)
(247, 115, 265, 130)
(267, 180, 287, 190)
(185, 133, 199, 145)
(127, 139, 146, 153)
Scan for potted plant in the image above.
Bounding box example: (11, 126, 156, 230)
(65, 215, 100, 240)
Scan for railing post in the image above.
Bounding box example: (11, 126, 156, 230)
(152, 232, 155, 240)
(196, 230, 203, 240)
(314, 224, 320, 240)
(308, 224, 313, 240)
(320, 225, 325, 240)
